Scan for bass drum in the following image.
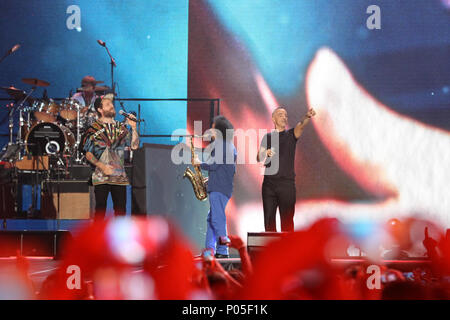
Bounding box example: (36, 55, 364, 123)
(25, 122, 75, 156)
(20, 120, 38, 142)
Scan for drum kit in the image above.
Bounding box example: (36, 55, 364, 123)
(0, 77, 115, 220)
(0, 77, 111, 167)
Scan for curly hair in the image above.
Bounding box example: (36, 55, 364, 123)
(213, 115, 234, 141)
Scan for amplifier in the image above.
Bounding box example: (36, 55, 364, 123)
(41, 180, 92, 219)
(15, 156, 49, 170)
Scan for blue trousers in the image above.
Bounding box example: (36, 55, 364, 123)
(205, 191, 230, 255)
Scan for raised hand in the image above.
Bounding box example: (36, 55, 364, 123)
(126, 114, 137, 129)
(306, 108, 316, 119)
(266, 148, 275, 158)
(228, 235, 245, 250)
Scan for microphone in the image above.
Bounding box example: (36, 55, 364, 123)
(97, 40, 116, 67)
(9, 44, 20, 54)
(119, 110, 143, 122)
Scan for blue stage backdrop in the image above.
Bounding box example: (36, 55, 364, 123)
(0, 0, 189, 147)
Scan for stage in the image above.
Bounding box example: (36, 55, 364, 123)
(0, 0, 449, 302)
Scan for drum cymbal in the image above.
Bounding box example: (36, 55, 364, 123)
(1, 86, 24, 94)
(1, 86, 35, 103)
(77, 85, 111, 92)
(22, 78, 50, 87)
(94, 85, 110, 92)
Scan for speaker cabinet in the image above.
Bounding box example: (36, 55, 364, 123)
(15, 156, 49, 170)
(131, 144, 209, 249)
(41, 180, 92, 219)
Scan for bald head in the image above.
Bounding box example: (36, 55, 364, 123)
(272, 106, 286, 117)
(272, 107, 288, 130)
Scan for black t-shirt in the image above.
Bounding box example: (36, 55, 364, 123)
(260, 128, 298, 180)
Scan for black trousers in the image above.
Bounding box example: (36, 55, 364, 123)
(94, 184, 127, 220)
(262, 178, 296, 232)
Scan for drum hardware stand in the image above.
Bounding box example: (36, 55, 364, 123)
(49, 152, 64, 230)
(73, 102, 84, 163)
(28, 158, 39, 218)
(28, 143, 48, 218)
(0, 102, 21, 162)
(13, 86, 36, 160)
(43, 147, 66, 228)
(8, 102, 16, 146)
(27, 139, 53, 218)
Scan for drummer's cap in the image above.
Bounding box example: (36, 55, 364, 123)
(94, 93, 115, 111)
(81, 75, 97, 87)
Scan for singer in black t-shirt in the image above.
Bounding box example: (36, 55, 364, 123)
(257, 107, 316, 232)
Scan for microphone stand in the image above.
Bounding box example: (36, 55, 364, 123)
(0, 49, 16, 65)
(101, 44, 116, 95)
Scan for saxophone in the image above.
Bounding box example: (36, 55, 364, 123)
(183, 137, 208, 201)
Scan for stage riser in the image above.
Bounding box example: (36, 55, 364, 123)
(247, 232, 285, 261)
(247, 232, 431, 272)
(0, 164, 134, 218)
(0, 231, 72, 259)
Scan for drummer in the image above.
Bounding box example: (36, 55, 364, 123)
(71, 75, 99, 111)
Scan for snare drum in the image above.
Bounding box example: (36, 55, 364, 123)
(33, 100, 59, 122)
(25, 122, 75, 156)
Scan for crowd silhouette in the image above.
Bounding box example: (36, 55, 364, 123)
(1, 215, 449, 300)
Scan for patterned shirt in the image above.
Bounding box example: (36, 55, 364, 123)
(82, 120, 131, 186)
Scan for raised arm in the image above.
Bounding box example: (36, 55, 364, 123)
(229, 235, 253, 277)
(294, 108, 316, 139)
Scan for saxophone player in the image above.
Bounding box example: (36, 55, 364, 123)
(193, 116, 237, 258)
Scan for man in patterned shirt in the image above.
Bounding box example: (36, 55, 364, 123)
(82, 93, 140, 220)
